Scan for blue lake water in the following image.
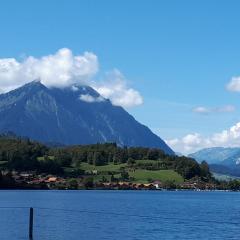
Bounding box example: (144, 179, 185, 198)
(0, 190, 239, 240)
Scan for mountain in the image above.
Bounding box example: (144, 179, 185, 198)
(189, 147, 240, 177)
(189, 147, 240, 166)
(0, 80, 174, 154)
(209, 164, 240, 177)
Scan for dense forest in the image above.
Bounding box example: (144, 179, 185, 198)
(1, 134, 240, 190)
(53, 143, 211, 180)
(0, 134, 210, 180)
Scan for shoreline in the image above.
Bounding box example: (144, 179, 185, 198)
(0, 187, 238, 192)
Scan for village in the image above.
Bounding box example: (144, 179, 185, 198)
(0, 170, 217, 191)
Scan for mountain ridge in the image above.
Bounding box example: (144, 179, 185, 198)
(0, 81, 174, 154)
(189, 147, 240, 166)
(189, 147, 240, 177)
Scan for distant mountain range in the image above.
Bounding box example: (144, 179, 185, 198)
(189, 147, 240, 166)
(189, 147, 240, 176)
(0, 80, 174, 154)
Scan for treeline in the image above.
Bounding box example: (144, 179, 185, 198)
(0, 135, 47, 162)
(0, 135, 62, 174)
(215, 179, 240, 191)
(0, 135, 211, 180)
(52, 143, 211, 180)
(51, 143, 166, 166)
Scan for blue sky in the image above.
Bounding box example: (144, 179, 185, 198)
(1, 0, 240, 153)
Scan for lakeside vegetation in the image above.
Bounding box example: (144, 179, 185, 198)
(0, 134, 240, 190)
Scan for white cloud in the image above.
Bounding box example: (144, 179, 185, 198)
(217, 105, 235, 112)
(79, 94, 105, 103)
(193, 106, 210, 114)
(92, 69, 143, 108)
(193, 105, 235, 114)
(0, 48, 143, 108)
(166, 122, 240, 154)
(166, 133, 211, 154)
(226, 77, 240, 92)
(0, 48, 98, 92)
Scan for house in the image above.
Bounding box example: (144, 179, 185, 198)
(153, 180, 163, 189)
(143, 183, 154, 189)
(47, 177, 57, 183)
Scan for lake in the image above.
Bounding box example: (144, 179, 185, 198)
(0, 190, 239, 240)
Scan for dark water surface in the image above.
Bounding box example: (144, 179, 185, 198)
(0, 190, 239, 239)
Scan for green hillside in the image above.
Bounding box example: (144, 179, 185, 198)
(0, 136, 212, 188)
(79, 162, 183, 183)
(129, 169, 184, 183)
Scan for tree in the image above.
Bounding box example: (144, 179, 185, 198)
(113, 149, 124, 164)
(67, 179, 78, 189)
(93, 152, 102, 166)
(147, 149, 160, 160)
(110, 174, 115, 182)
(39, 159, 63, 175)
(83, 177, 94, 189)
(120, 170, 129, 180)
(101, 176, 107, 182)
(127, 158, 135, 166)
(200, 161, 211, 179)
(54, 151, 72, 167)
(174, 157, 201, 179)
(228, 180, 240, 191)
(87, 152, 94, 164)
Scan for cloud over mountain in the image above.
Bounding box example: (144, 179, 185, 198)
(79, 94, 105, 103)
(0, 48, 143, 108)
(166, 122, 240, 154)
(0, 48, 98, 91)
(92, 69, 143, 108)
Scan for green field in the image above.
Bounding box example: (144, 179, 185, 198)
(79, 162, 184, 183)
(129, 169, 184, 183)
(92, 174, 121, 183)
